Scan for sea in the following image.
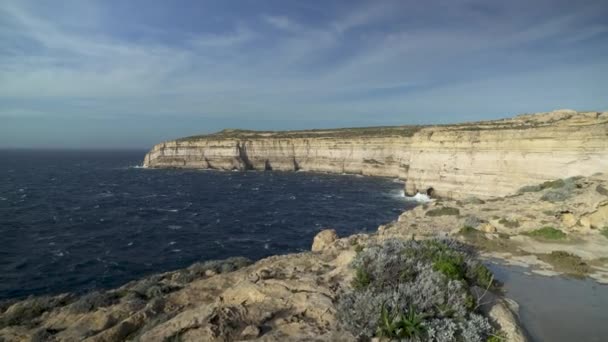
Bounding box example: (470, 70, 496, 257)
(2, 149, 607, 341)
(0, 149, 413, 300)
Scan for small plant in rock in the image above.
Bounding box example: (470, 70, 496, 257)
(601, 227, 608, 239)
(426, 207, 460, 217)
(498, 218, 520, 228)
(523, 227, 566, 240)
(377, 303, 427, 340)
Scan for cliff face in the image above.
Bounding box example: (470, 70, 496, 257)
(144, 110, 608, 199)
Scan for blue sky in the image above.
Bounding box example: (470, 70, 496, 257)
(1, 0, 607, 148)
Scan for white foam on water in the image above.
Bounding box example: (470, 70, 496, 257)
(167, 225, 182, 230)
(404, 192, 433, 203)
(156, 208, 179, 213)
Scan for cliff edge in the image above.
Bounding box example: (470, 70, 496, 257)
(143, 109, 608, 199)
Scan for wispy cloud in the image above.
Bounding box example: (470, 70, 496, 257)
(0, 0, 607, 147)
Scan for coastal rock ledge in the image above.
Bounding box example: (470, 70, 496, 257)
(143, 109, 608, 199)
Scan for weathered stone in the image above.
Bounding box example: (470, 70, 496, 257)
(239, 325, 260, 339)
(561, 213, 578, 228)
(480, 223, 498, 233)
(311, 229, 338, 252)
(587, 203, 608, 229)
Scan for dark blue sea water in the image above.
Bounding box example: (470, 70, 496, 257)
(0, 150, 413, 300)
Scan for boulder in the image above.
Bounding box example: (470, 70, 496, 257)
(240, 325, 260, 339)
(480, 223, 498, 233)
(561, 213, 578, 228)
(311, 229, 338, 252)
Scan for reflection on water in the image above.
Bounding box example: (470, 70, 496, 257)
(489, 262, 608, 342)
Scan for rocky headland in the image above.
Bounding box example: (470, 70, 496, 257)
(144, 109, 608, 199)
(2, 109, 608, 341)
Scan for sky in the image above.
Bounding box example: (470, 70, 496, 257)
(1, 0, 607, 149)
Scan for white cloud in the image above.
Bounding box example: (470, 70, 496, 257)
(0, 0, 606, 126)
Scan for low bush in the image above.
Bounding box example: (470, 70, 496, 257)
(69, 291, 120, 313)
(601, 227, 608, 239)
(517, 184, 541, 193)
(522, 227, 566, 240)
(337, 239, 498, 341)
(0, 295, 73, 328)
(425, 207, 460, 217)
(540, 179, 566, 189)
(596, 185, 608, 196)
(498, 218, 520, 228)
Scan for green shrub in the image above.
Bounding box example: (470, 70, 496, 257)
(433, 255, 465, 280)
(487, 332, 507, 342)
(498, 218, 520, 228)
(376, 304, 427, 339)
(471, 264, 495, 289)
(459, 226, 479, 236)
(337, 239, 498, 341)
(354, 244, 364, 253)
(540, 179, 566, 189)
(523, 227, 566, 240)
(601, 227, 608, 239)
(352, 267, 371, 290)
(426, 207, 460, 217)
(517, 184, 541, 193)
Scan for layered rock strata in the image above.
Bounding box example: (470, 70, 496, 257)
(144, 110, 608, 199)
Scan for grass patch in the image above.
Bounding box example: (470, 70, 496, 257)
(522, 227, 566, 240)
(540, 179, 566, 189)
(178, 125, 424, 141)
(498, 218, 520, 228)
(425, 207, 460, 217)
(538, 251, 590, 276)
(459, 226, 480, 235)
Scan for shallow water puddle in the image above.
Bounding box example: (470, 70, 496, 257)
(488, 262, 608, 342)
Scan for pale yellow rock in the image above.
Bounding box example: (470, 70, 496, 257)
(239, 325, 260, 339)
(580, 216, 591, 229)
(480, 223, 498, 233)
(587, 203, 608, 228)
(561, 213, 578, 228)
(311, 229, 338, 252)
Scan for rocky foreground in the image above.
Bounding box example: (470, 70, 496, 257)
(3, 172, 608, 341)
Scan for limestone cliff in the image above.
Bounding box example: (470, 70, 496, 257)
(144, 109, 608, 199)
